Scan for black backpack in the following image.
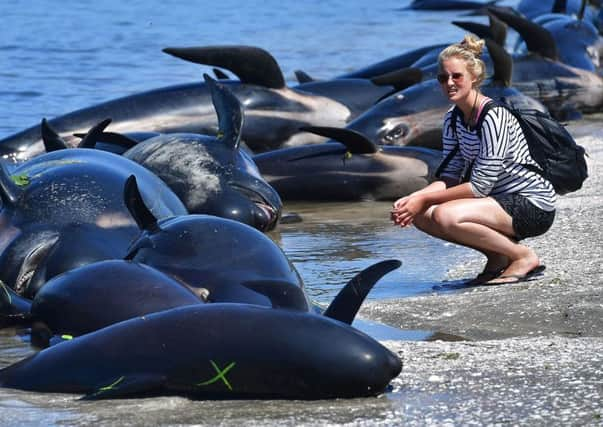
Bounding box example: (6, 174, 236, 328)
(437, 100, 588, 195)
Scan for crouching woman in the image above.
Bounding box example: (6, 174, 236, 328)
(390, 35, 556, 285)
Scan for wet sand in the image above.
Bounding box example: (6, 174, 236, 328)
(362, 118, 603, 425)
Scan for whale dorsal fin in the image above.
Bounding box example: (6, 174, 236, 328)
(323, 260, 401, 324)
(299, 126, 378, 154)
(163, 46, 286, 89)
(204, 73, 244, 152)
(294, 70, 315, 83)
(74, 131, 139, 149)
(370, 67, 423, 92)
(453, 20, 493, 39)
(77, 118, 113, 149)
(212, 67, 230, 80)
(486, 11, 508, 46)
(41, 118, 69, 152)
(486, 38, 513, 87)
(123, 175, 160, 233)
(487, 6, 558, 60)
(0, 162, 21, 206)
(453, 11, 507, 47)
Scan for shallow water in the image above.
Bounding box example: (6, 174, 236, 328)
(1, 0, 600, 424)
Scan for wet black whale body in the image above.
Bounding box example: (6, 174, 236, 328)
(253, 126, 442, 201)
(116, 75, 282, 232)
(122, 176, 306, 307)
(0, 303, 402, 400)
(0, 45, 409, 161)
(0, 147, 187, 299)
(27, 260, 205, 338)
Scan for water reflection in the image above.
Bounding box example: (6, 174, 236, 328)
(271, 201, 476, 304)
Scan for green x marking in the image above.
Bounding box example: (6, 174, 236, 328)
(196, 360, 236, 391)
(11, 174, 30, 187)
(89, 376, 125, 397)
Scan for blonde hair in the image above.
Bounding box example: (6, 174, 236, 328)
(438, 34, 486, 88)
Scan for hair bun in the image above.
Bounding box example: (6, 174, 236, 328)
(459, 34, 485, 58)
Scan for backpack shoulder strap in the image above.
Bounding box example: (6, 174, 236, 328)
(435, 107, 461, 178)
(474, 99, 499, 138)
(450, 105, 461, 137)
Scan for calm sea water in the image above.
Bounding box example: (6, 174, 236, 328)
(2, 0, 597, 425)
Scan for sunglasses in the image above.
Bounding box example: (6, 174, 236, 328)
(437, 72, 464, 84)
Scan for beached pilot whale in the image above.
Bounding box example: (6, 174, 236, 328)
(0, 144, 187, 299)
(78, 75, 282, 232)
(21, 260, 206, 338)
(253, 126, 441, 201)
(0, 302, 402, 400)
(342, 38, 549, 150)
(122, 175, 305, 307)
(0, 45, 418, 161)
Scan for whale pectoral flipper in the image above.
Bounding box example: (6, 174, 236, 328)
(324, 260, 401, 324)
(81, 374, 166, 400)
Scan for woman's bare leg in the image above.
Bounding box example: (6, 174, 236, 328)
(412, 198, 540, 279)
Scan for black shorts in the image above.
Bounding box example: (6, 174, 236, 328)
(492, 193, 555, 241)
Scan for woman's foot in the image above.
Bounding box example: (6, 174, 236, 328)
(486, 248, 542, 285)
(482, 254, 509, 275)
(465, 253, 507, 285)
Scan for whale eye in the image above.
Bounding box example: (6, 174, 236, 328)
(383, 124, 409, 144)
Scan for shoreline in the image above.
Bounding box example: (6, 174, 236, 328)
(361, 118, 603, 424)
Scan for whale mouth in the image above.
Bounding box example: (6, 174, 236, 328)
(229, 183, 279, 227)
(256, 202, 278, 230)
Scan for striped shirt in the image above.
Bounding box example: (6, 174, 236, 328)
(439, 104, 556, 212)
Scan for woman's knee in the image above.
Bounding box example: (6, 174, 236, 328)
(431, 205, 458, 230)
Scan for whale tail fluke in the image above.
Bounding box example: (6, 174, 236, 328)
(324, 259, 401, 324)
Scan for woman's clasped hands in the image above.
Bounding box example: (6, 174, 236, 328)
(390, 193, 428, 228)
